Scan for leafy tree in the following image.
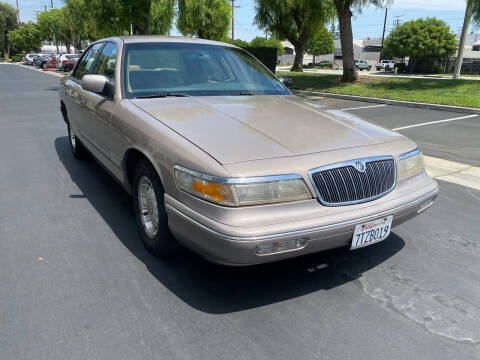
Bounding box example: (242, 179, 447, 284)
(86, 0, 175, 37)
(382, 17, 457, 72)
(177, 0, 231, 40)
(232, 39, 250, 48)
(254, 0, 334, 72)
(7, 22, 42, 53)
(65, 0, 97, 50)
(0, 2, 18, 58)
(306, 26, 334, 63)
(333, 0, 388, 82)
(250, 36, 285, 55)
(473, 0, 480, 24)
(37, 8, 63, 52)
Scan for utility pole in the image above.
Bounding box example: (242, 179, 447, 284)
(33, 10, 40, 21)
(51, 0, 54, 8)
(454, 0, 473, 79)
(231, 0, 239, 42)
(15, 0, 20, 22)
(393, 15, 402, 28)
(380, 8, 388, 62)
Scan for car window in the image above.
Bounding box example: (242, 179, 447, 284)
(123, 42, 288, 98)
(91, 42, 117, 80)
(73, 43, 104, 81)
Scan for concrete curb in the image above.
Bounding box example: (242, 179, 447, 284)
(12, 63, 65, 78)
(292, 90, 480, 115)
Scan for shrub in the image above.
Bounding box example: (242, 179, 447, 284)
(245, 46, 277, 73)
(394, 63, 406, 73)
(11, 54, 25, 62)
(432, 64, 444, 74)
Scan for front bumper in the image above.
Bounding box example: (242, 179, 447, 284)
(165, 174, 439, 266)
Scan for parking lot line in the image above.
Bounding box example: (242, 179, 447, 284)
(339, 104, 387, 111)
(392, 114, 479, 131)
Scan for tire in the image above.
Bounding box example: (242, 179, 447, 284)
(133, 159, 179, 256)
(42, 63, 48, 69)
(67, 123, 86, 159)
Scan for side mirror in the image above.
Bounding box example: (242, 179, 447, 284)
(82, 74, 109, 94)
(278, 76, 293, 88)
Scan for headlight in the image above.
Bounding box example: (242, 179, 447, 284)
(174, 165, 311, 207)
(397, 148, 424, 180)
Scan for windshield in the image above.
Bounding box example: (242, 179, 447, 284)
(122, 42, 289, 98)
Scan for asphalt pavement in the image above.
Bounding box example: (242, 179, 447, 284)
(1, 64, 479, 360)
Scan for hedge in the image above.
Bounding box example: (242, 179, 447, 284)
(245, 46, 277, 74)
(11, 54, 25, 62)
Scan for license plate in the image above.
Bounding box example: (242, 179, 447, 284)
(351, 216, 393, 250)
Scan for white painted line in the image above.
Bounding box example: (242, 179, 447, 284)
(339, 104, 387, 111)
(392, 114, 479, 131)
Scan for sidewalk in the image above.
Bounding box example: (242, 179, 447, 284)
(276, 67, 480, 81)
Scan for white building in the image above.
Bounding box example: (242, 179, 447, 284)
(279, 39, 383, 67)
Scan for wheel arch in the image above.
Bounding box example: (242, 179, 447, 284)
(123, 147, 165, 193)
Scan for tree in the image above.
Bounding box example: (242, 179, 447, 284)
(65, 0, 97, 50)
(250, 36, 285, 55)
(333, 0, 387, 82)
(177, 0, 231, 40)
(0, 2, 18, 58)
(306, 26, 334, 63)
(85, 0, 175, 37)
(37, 8, 63, 53)
(7, 22, 42, 53)
(454, 0, 480, 79)
(232, 39, 250, 48)
(254, 0, 334, 72)
(382, 18, 457, 72)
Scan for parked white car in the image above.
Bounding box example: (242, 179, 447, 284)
(54, 54, 79, 71)
(23, 53, 41, 65)
(376, 60, 396, 71)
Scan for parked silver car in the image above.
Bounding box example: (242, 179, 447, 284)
(59, 36, 438, 265)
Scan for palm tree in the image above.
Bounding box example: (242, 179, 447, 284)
(453, 0, 480, 79)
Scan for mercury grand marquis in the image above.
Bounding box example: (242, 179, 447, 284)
(59, 36, 439, 265)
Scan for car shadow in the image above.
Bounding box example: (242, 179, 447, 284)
(55, 136, 405, 314)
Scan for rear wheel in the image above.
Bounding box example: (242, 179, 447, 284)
(133, 159, 179, 256)
(68, 124, 86, 159)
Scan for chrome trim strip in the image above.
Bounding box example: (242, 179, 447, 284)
(166, 188, 438, 241)
(174, 164, 303, 184)
(308, 155, 396, 207)
(399, 148, 421, 160)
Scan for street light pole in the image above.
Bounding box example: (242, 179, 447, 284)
(454, 0, 473, 79)
(15, 0, 20, 22)
(380, 8, 388, 62)
(231, 0, 239, 42)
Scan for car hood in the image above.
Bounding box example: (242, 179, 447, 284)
(131, 95, 403, 164)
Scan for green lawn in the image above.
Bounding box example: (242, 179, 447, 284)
(278, 72, 480, 108)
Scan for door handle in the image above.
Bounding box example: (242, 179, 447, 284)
(79, 96, 86, 105)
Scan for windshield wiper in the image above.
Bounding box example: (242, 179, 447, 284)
(134, 93, 191, 99)
(230, 92, 255, 96)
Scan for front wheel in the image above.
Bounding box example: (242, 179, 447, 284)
(68, 124, 86, 159)
(133, 159, 179, 256)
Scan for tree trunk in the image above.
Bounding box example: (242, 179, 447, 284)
(291, 32, 307, 72)
(66, 44, 71, 53)
(335, 1, 357, 82)
(6, 42, 10, 59)
(313, 55, 316, 64)
(143, 0, 153, 35)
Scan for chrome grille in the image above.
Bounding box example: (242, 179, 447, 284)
(309, 157, 396, 206)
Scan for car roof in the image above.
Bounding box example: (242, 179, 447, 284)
(95, 35, 237, 48)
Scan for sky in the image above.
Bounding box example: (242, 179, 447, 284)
(6, 0, 479, 42)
